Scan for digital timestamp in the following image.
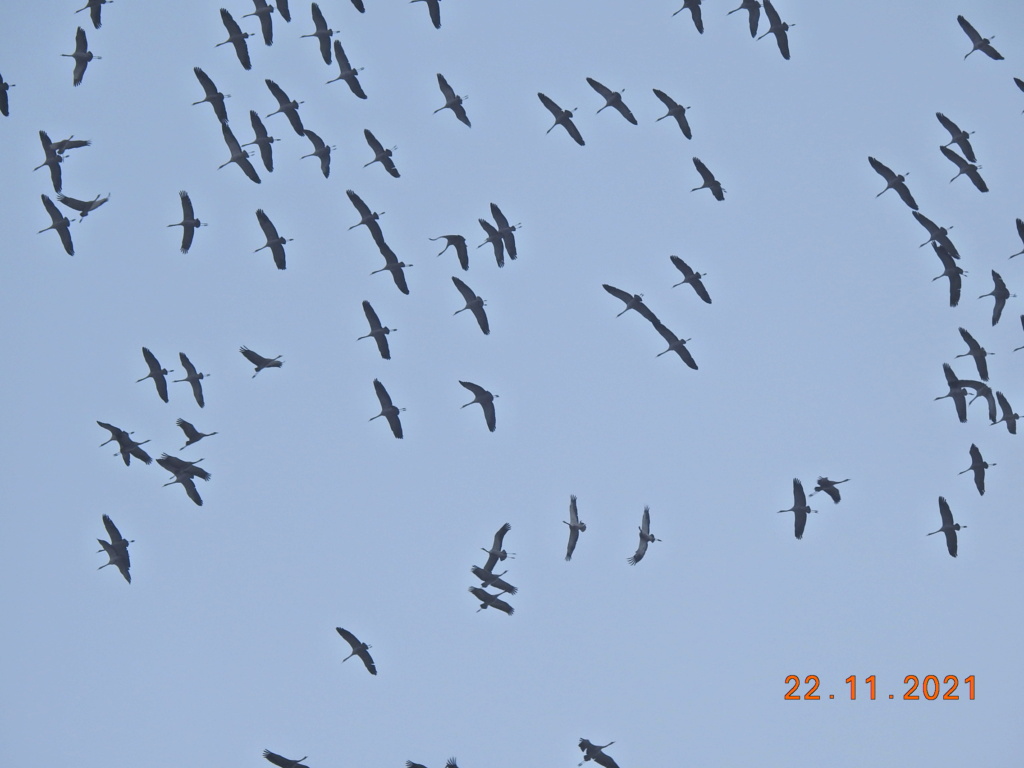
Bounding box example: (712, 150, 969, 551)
(785, 674, 975, 701)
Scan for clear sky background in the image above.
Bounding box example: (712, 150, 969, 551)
(2, 1, 1023, 766)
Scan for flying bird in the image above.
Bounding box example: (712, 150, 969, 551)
(435, 73, 470, 126)
(300, 129, 334, 178)
(255, 209, 292, 270)
(76, 0, 109, 29)
(351, 0, 365, 11)
(478, 218, 506, 267)
(867, 156, 918, 210)
(176, 418, 218, 450)
(651, 319, 698, 369)
(459, 380, 497, 432)
(1010, 218, 1024, 259)
(192, 67, 230, 124)
(274, 0, 291, 21)
(672, 0, 703, 34)
(728, 0, 761, 37)
(326, 40, 366, 98)
(481, 523, 514, 572)
(758, 0, 793, 59)
(97, 514, 132, 583)
(363, 129, 399, 177)
(370, 241, 412, 295)
(810, 477, 848, 504)
(960, 378, 998, 424)
(468, 587, 514, 615)
(936, 112, 976, 162)
(993, 391, 1019, 434)
(602, 284, 659, 323)
(959, 444, 993, 495)
(691, 156, 724, 200)
(912, 211, 959, 259)
(931, 243, 965, 308)
(628, 506, 660, 564)
(57, 193, 109, 220)
(35, 131, 63, 192)
(168, 191, 206, 254)
(411, 0, 442, 29)
(957, 15, 1002, 60)
(137, 347, 172, 403)
(777, 478, 815, 539)
(0, 71, 14, 116)
(370, 379, 404, 438)
(358, 301, 395, 360)
(940, 145, 988, 192)
(174, 353, 209, 407)
(157, 453, 209, 506)
(452, 277, 489, 334)
(244, 111, 277, 172)
(219, 123, 261, 183)
(242, 0, 276, 45)
(63, 27, 100, 86)
(955, 327, 991, 381)
(471, 565, 517, 594)
(538, 92, 585, 145)
(652, 89, 692, 139)
(240, 346, 283, 377)
(335, 627, 376, 675)
(97, 421, 152, 466)
(928, 497, 964, 558)
(301, 3, 335, 63)
(265, 79, 305, 135)
(262, 750, 308, 768)
(935, 362, 969, 423)
(669, 255, 711, 302)
(979, 271, 1014, 325)
(48, 135, 91, 155)
(586, 77, 637, 124)
(346, 189, 385, 244)
(489, 203, 519, 259)
(38, 194, 74, 255)
(217, 8, 252, 70)
(431, 235, 468, 270)
(564, 495, 586, 561)
(578, 739, 620, 768)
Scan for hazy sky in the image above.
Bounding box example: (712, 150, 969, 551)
(2, 1, 1023, 766)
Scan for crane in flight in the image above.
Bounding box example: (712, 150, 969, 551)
(335, 627, 377, 675)
(628, 506, 660, 564)
(97, 515, 132, 584)
(777, 478, 815, 539)
(959, 444, 994, 495)
(928, 497, 964, 558)
(809, 477, 848, 504)
(137, 347, 173, 403)
(564, 495, 586, 561)
(370, 379, 404, 438)
(538, 92, 584, 146)
(168, 191, 207, 253)
(957, 15, 1003, 60)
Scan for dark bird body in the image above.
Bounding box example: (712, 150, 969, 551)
(928, 497, 964, 557)
(452, 277, 489, 334)
(481, 523, 514, 572)
(936, 362, 969, 423)
(628, 506, 659, 564)
(913, 211, 959, 259)
(993, 391, 1019, 434)
(57, 193, 109, 220)
(173, 353, 208, 406)
(255, 209, 292, 270)
(728, 0, 761, 37)
(868, 156, 917, 209)
(564, 495, 586, 561)
(370, 241, 412, 295)
(579, 739, 620, 768)
(691, 156, 724, 200)
(478, 218, 505, 267)
(157, 453, 209, 506)
(176, 418, 217, 450)
(758, 0, 793, 59)
(586, 77, 637, 124)
(810, 476, 848, 504)
(979, 271, 1014, 325)
(459, 380, 497, 432)
(302, 3, 335, 63)
(0, 72, 14, 116)
(538, 92, 585, 145)
(960, 444, 993, 495)
(336, 627, 376, 674)
(932, 243, 964, 307)
(168, 191, 206, 253)
(431, 235, 468, 270)
(778, 478, 814, 539)
(35, 131, 63, 192)
(370, 379, 404, 438)
(38, 194, 74, 255)
(217, 9, 252, 70)
(63, 27, 99, 86)
(670, 255, 710, 302)
(265, 79, 304, 135)
(137, 347, 172, 402)
(652, 89, 692, 138)
(936, 112, 976, 162)
(468, 586, 514, 614)
(958, 15, 1002, 60)
(240, 346, 283, 376)
(97, 421, 152, 466)
(358, 301, 395, 360)
(243, 0, 276, 46)
(300, 129, 334, 178)
(97, 515, 132, 583)
(363, 129, 399, 177)
(411, 0, 441, 29)
(651, 320, 697, 369)
(955, 327, 990, 381)
(219, 123, 261, 183)
(327, 40, 366, 98)
(263, 750, 308, 768)
(471, 565, 516, 594)
(435, 73, 470, 126)
(603, 284, 658, 323)
(193, 67, 229, 124)
(244, 111, 276, 172)
(76, 0, 110, 29)
(940, 145, 988, 192)
(673, 0, 703, 33)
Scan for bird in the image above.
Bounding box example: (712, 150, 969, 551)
(411, 0, 441, 29)
(459, 380, 497, 432)
(435, 73, 470, 126)
(468, 587, 514, 615)
(913, 211, 959, 259)
(363, 129, 399, 177)
(758, 0, 793, 59)
(1016, 316, 1024, 352)
(955, 328, 991, 381)
(672, 0, 703, 34)
(728, 0, 761, 37)
(867, 156, 918, 210)
(35, 131, 63, 192)
(578, 739, 620, 768)
(176, 418, 218, 450)
(137, 347, 172, 403)
(326, 40, 366, 98)
(470, 565, 517, 594)
(243, 111, 276, 173)
(691, 157, 724, 200)
(76, 0, 109, 29)
(351, 0, 365, 11)
(928, 497, 964, 558)
(358, 301, 395, 360)
(217, 8, 252, 70)
(157, 454, 209, 507)
(240, 346, 283, 377)
(979, 271, 1014, 325)
(370, 241, 412, 295)
(960, 378, 998, 424)
(243, 0, 276, 45)
(959, 444, 993, 495)
(38, 194, 74, 255)
(940, 145, 988, 192)
(0, 71, 14, 116)
(564, 494, 586, 561)
(628, 506, 660, 564)
(538, 92, 585, 146)
(489, 203, 520, 260)
(262, 750, 308, 768)
(602, 284, 659, 324)
(452, 277, 489, 334)
(97, 515, 132, 583)
(652, 89, 692, 139)
(265, 79, 304, 136)
(369, 379, 404, 439)
(335, 627, 376, 675)
(777, 478, 815, 540)
(481, 523, 514, 572)
(478, 218, 506, 268)
(301, 3, 335, 64)
(669, 255, 711, 303)
(63, 27, 99, 86)
(936, 112, 976, 163)
(931, 242, 965, 308)
(168, 191, 206, 254)
(957, 15, 1003, 60)
(48, 135, 91, 155)
(97, 421, 152, 466)
(57, 193, 109, 221)
(192, 67, 229, 124)
(255, 209, 292, 270)
(809, 477, 848, 504)
(173, 353, 209, 407)
(346, 189, 385, 243)
(1010, 219, 1024, 259)
(300, 129, 334, 178)
(431, 235, 468, 270)
(651, 319, 698, 369)
(993, 391, 1019, 435)
(274, 0, 291, 22)
(219, 123, 261, 184)
(586, 77, 637, 124)
(935, 362, 969, 423)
